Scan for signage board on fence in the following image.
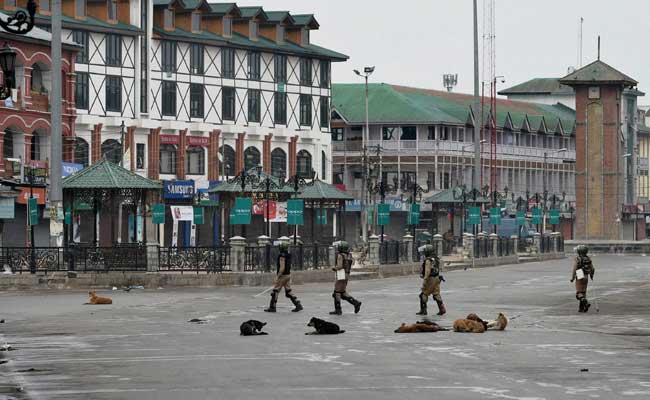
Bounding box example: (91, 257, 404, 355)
(531, 207, 543, 224)
(516, 210, 526, 226)
(193, 207, 204, 225)
(408, 203, 420, 225)
(377, 203, 390, 226)
(316, 209, 327, 225)
(64, 207, 71, 225)
(0, 198, 14, 219)
(287, 199, 304, 225)
(489, 207, 501, 225)
(367, 207, 374, 225)
(28, 197, 38, 225)
(549, 209, 560, 225)
(152, 203, 165, 224)
(468, 206, 481, 225)
(233, 197, 252, 225)
(170, 205, 194, 221)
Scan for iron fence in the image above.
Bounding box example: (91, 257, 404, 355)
(518, 237, 529, 253)
(159, 247, 230, 274)
(557, 235, 564, 253)
(244, 244, 331, 272)
(540, 235, 552, 253)
(379, 241, 400, 265)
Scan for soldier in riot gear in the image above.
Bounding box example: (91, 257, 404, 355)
(330, 241, 362, 315)
(265, 242, 303, 313)
(570, 245, 595, 313)
(417, 244, 446, 316)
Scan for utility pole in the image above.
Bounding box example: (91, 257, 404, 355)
(472, 0, 481, 191)
(49, 0, 63, 247)
(354, 67, 375, 244)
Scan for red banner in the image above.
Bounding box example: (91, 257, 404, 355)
(252, 199, 277, 220)
(16, 187, 46, 205)
(187, 136, 209, 146)
(160, 134, 180, 145)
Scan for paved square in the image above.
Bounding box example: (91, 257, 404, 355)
(1, 255, 649, 399)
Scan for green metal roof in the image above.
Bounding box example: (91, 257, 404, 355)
(560, 59, 637, 86)
(63, 160, 161, 190)
(424, 187, 490, 204)
(292, 14, 319, 28)
(265, 11, 295, 24)
(238, 6, 267, 20)
(295, 179, 353, 200)
(499, 78, 573, 95)
(207, 2, 240, 16)
(34, 9, 143, 34)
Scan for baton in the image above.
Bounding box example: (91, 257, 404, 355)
(254, 286, 275, 298)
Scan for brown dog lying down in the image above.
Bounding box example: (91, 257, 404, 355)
(87, 290, 112, 305)
(453, 313, 508, 333)
(395, 320, 448, 333)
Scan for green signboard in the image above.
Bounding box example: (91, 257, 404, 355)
(489, 207, 501, 225)
(377, 203, 390, 226)
(229, 211, 235, 225)
(152, 203, 165, 225)
(408, 203, 420, 225)
(233, 197, 252, 225)
(531, 207, 543, 225)
(28, 198, 38, 226)
(549, 209, 560, 225)
(64, 208, 71, 225)
(367, 207, 374, 225)
(193, 207, 205, 225)
(316, 209, 327, 225)
(516, 210, 526, 226)
(287, 199, 304, 225)
(468, 206, 481, 225)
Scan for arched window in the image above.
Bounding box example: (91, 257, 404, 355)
(159, 144, 176, 174)
(185, 145, 205, 175)
(321, 150, 327, 181)
(74, 137, 89, 167)
(3, 129, 13, 159)
(101, 139, 122, 164)
(31, 64, 44, 92)
(30, 133, 40, 161)
(271, 148, 286, 179)
(219, 145, 235, 176)
(244, 146, 260, 172)
(296, 150, 312, 178)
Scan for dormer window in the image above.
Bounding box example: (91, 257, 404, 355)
(276, 24, 285, 43)
(301, 29, 309, 46)
(249, 20, 258, 40)
(75, 0, 86, 18)
(223, 16, 232, 37)
(191, 12, 201, 33)
(164, 8, 174, 30)
(107, 0, 117, 22)
(5, 0, 16, 9)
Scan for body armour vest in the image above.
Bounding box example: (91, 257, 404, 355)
(277, 252, 292, 275)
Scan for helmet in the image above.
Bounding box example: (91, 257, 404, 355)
(338, 241, 349, 253)
(576, 245, 588, 256)
(278, 242, 289, 252)
(423, 244, 435, 257)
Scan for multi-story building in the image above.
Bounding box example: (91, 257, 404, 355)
(331, 83, 577, 243)
(0, 1, 347, 245)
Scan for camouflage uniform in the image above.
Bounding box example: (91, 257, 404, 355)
(417, 245, 446, 316)
(330, 243, 361, 315)
(571, 245, 595, 313)
(265, 246, 302, 313)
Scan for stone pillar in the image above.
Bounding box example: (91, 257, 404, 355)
(148, 127, 161, 180)
(208, 129, 221, 181)
(126, 126, 136, 171)
(23, 133, 32, 162)
(551, 232, 560, 253)
(263, 133, 273, 174)
(176, 128, 187, 179)
(476, 232, 485, 257)
(368, 234, 380, 265)
(489, 233, 498, 257)
(433, 234, 443, 257)
(532, 232, 541, 255)
(235, 132, 245, 173)
(147, 244, 160, 272)
(402, 234, 413, 263)
(289, 135, 298, 177)
(91, 123, 102, 164)
(230, 236, 246, 272)
(257, 235, 271, 247)
(462, 233, 474, 261)
(511, 235, 519, 255)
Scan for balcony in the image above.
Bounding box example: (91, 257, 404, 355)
(30, 92, 49, 112)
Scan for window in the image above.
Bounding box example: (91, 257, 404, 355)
(191, 12, 201, 32)
(136, 143, 145, 169)
(249, 20, 258, 40)
(185, 146, 205, 175)
(221, 48, 235, 78)
(427, 126, 435, 140)
(274, 54, 286, 83)
(223, 16, 232, 36)
(301, 29, 309, 46)
(320, 60, 329, 88)
(159, 144, 176, 174)
(141, 79, 148, 113)
(30, 65, 43, 92)
(276, 24, 284, 42)
(101, 139, 122, 164)
(222, 87, 235, 121)
(190, 83, 204, 119)
(74, 138, 89, 167)
(2, 130, 12, 159)
(401, 126, 416, 140)
(161, 41, 176, 73)
(161, 81, 176, 116)
(105, 34, 121, 66)
(72, 31, 89, 63)
(190, 44, 203, 74)
(40, 0, 50, 12)
(30, 134, 40, 161)
(274, 92, 286, 125)
(219, 145, 235, 175)
(248, 51, 260, 80)
(300, 58, 312, 86)
(331, 128, 343, 141)
(321, 150, 326, 180)
(75, 72, 89, 109)
(163, 8, 174, 29)
(105, 75, 121, 112)
(244, 147, 260, 171)
(382, 126, 397, 140)
(248, 89, 260, 123)
(296, 150, 312, 178)
(320, 97, 329, 128)
(439, 126, 449, 140)
(75, 0, 85, 17)
(107, 0, 117, 21)
(271, 148, 286, 179)
(300, 94, 312, 126)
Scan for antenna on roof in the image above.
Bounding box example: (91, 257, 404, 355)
(443, 74, 458, 92)
(578, 17, 583, 67)
(597, 35, 600, 60)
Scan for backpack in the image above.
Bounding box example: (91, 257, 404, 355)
(578, 256, 593, 275)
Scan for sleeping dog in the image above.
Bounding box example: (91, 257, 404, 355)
(306, 317, 345, 335)
(240, 320, 268, 336)
(395, 320, 448, 333)
(453, 313, 508, 333)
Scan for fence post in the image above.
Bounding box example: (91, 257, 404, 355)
(532, 232, 541, 255)
(147, 244, 160, 272)
(368, 235, 380, 265)
(476, 232, 485, 258)
(462, 233, 474, 262)
(230, 236, 246, 272)
(511, 235, 519, 257)
(257, 235, 271, 271)
(328, 245, 335, 267)
(551, 232, 560, 253)
(489, 233, 498, 258)
(433, 234, 443, 256)
(402, 234, 413, 264)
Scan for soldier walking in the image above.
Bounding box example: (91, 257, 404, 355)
(416, 244, 446, 316)
(330, 241, 362, 315)
(265, 242, 303, 313)
(570, 245, 595, 313)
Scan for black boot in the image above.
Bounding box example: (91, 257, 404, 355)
(264, 290, 278, 312)
(343, 294, 362, 314)
(329, 296, 342, 315)
(288, 295, 303, 312)
(582, 298, 591, 313)
(435, 300, 446, 316)
(578, 298, 585, 312)
(416, 294, 427, 316)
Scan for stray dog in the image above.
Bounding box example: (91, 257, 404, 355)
(87, 290, 112, 305)
(453, 313, 487, 333)
(240, 320, 268, 336)
(395, 321, 448, 333)
(306, 317, 345, 335)
(486, 313, 508, 331)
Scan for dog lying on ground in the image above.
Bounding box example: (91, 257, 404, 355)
(87, 290, 112, 305)
(395, 320, 448, 333)
(306, 317, 345, 335)
(453, 313, 508, 333)
(486, 313, 508, 331)
(240, 320, 268, 336)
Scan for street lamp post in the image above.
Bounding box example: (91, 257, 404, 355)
(354, 66, 375, 244)
(27, 165, 35, 274)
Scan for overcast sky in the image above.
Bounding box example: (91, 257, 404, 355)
(243, 0, 650, 103)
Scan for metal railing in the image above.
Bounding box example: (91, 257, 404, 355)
(159, 246, 230, 274)
(244, 244, 331, 272)
(379, 241, 400, 265)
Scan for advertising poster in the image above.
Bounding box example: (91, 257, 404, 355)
(170, 205, 194, 221)
(271, 202, 287, 222)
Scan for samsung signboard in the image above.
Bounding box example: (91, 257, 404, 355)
(163, 180, 195, 200)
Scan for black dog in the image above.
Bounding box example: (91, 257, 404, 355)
(306, 317, 345, 335)
(240, 320, 268, 336)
